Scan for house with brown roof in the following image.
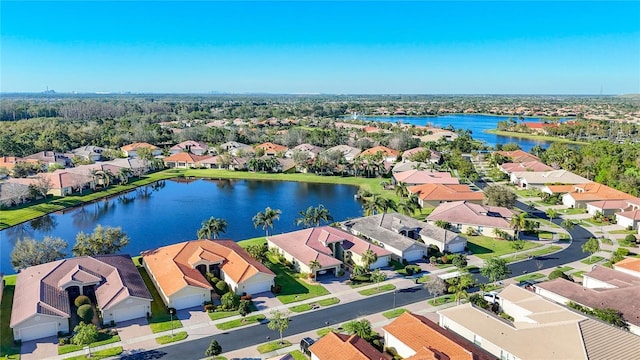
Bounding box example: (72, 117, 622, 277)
(325, 145, 362, 162)
(561, 182, 636, 208)
(255, 142, 288, 156)
(401, 147, 441, 164)
(24, 151, 71, 168)
(586, 198, 638, 216)
(0, 156, 42, 174)
(535, 265, 640, 335)
(170, 140, 209, 155)
(267, 227, 391, 276)
(10, 255, 151, 342)
(220, 141, 253, 157)
(393, 170, 459, 186)
(309, 332, 390, 360)
(494, 150, 539, 163)
(426, 201, 517, 238)
(162, 152, 213, 169)
(383, 312, 494, 360)
(142, 239, 274, 310)
(408, 183, 484, 208)
(439, 285, 640, 360)
(120, 142, 162, 158)
(614, 199, 640, 229)
(9, 170, 95, 197)
(498, 160, 554, 174)
(359, 146, 400, 162)
(285, 143, 323, 159)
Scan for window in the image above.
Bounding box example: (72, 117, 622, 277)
(500, 350, 515, 360)
(473, 335, 482, 346)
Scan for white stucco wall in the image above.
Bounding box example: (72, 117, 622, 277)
(384, 332, 416, 358)
(535, 287, 572, 305)
(13, 314, 69, 341)
(101, 297, 151, 324)
(615, 214, 636, 229)
(582, 276, 617, 289)
(169, 286, 210, 309)
(235, 273, 274, 295)
(438, 315, 505, 358)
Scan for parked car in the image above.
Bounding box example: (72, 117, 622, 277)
(483, 291, 500, 304)
(300, 337, 315, 356)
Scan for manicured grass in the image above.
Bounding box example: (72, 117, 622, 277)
(237, 236, 267, 248)
(555, 266, 574, 273)
(358, 284, 396, 296)
(515, 189, 540, 198)
(428, 294, 456, 306)
(208, 302, 259, 320)
(417, 275, 431, 284)
(484, 129, 588, 145)
(291, 297, 340, 312)
(466, 235, 542, 259)
(515, 273, 545, 283)
(537, 231, 554, 240)
(317, 327, 336, 337)
(58, 335, 120, 355)
(0, 275, 19, 360)
(609, 229, 637, 235)
(156, 331, 188, 345)
(619, 238, 638, 248)
(257, 340, 292, 354)
(289, 350, 308, 360)
(289, 303, 314, 313)
(216, 314, 265, 330)
(572, 271, 587, 278)
(560, 208, 587, 215)
(267, 257, 329, 304)
(149, 318, 183, 334)
(317, 297, 340, 306)
(510, 245, 562, 262)
(64, 346, 123, 360)
(136, 266, 184, 333)
(382, 308, 408, 319)
(581, 256, 604, 265)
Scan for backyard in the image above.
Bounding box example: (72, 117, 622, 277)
(0, 275, 19, 360)
(137, 267, 183, 333)
(266, 255, 330, 304)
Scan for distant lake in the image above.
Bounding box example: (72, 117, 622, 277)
(0, 179, 362, 274)
(362, 114, 573, 151)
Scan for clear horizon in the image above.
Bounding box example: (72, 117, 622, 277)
(2, 1, 639, 95)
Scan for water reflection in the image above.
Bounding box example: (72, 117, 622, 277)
(30, 214, 58, 233)
(4, 223, 33, 245)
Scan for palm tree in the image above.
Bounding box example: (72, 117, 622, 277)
(446, 273, 474, 305)
(546, 208, 558, 222)
(253, 207, 282, 236)
(308, 260, 321, 280)
(510, 212, 530, 239)
(560, 219, 575, 231)
(344, 319, 373, 341)
(397, 200, 416, 216)
(395, 181, 408, 198)
(197, 217, 228, 239)
(434, 220, 451, 229)
(118, 168, 132, 184)
(296, 205, 333, 228)
(361, 249, 378, 271)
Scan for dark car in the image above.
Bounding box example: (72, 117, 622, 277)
(300, 337, 315, 356)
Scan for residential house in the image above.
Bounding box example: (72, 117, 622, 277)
(438, 285, 640, 360)
(383, 312, 494, 360)
(104, 158, 148, 177)
(196, 156, 247, 171)
(586, 198, 638, 216)
(170, 140, 209, 155)
(142, 239, 275, 310)
(220, 141, 253, 157)
(37, 170, 94, 196)
(255, 142, 288, 156)
(522, 122, 558, 135)
(267, 226, 391, 275)
(70, 146, 105, 162)
(510, 170, 590, 189)
(426, 201, 516, 237)
(408, 184, 484, 208)
(120, 142, 162, 158)
(401, 147, 441, 164)
(614, 258, 640, 278)
(391, 161, 430, 174)
(0, 156, 41, 174)
(285, 143, 323, 159)
(10, 255, 151, 342)
(359, 146, 400, 162)
(498, 160, 554, 174)
(494, 150, 540, 163)
(415, 127, 458, 142)
(614, 199, 640, 229)
(393, 170, 459, 186)
(535, 265, 640, 335)
(24, 151, 70, 168)
(162, 152, 212, 169)
(561, 182, 636, 209)
(324, 145, 362, 162)
(341, 213, 466, 260)
(309, 332, 390, 360)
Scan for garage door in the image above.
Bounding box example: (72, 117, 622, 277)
(113, 305, 146, 323)
(446, 242, 466, 254)
(173, 293, 203, 310)
(404, 250, 424, 262)
(243, 281, 271, 295)
(19, 322, 58, 342)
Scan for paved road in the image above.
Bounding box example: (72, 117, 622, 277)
(121, 286, 430, 359)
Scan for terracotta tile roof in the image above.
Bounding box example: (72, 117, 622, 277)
(384, 312, 493, 360)
(524, 122, 558, 129)
(170, 140, 208, 152)
(309, 332, 390, 360)
(587, 199, 635, 211)
(40, 170, 93, 190)
(567, 183, 635, 202)
(359, 146, 400, 158)
(495, 150, 539, 163)
(499, 160, 554, 173)
(163, 152, 212, 164)
(427, 201, 515, 229)
(256, 142, 288, 153)
(120, 142, 160, 151)
(0, 156, 39, 170)
(543, 184, 576, 194)
(10, 255, 151, 327)
(394, 170, 459, 185)
(142, 240, 274, 297)
(268, 227, 389, 268)
(408, 183, 484, 202)
(614, 258, 640, 274)
(615, 209, 640, 221)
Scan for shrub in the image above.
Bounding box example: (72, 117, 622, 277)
(77, 304, 94, 323)
(624, 234, 637, 244)
(204, 304, 214, 312)
(221, 292, 240, 310)
(240, 294, 252, 301)
(429, 256, 437, 265)
(548, 269, 572, 281)
(616, 248, 629, 256)
(372, 339, 383, 351)
(440, 255, 449, 264)
(468, 293, 489, 309)
(206, 273, 220, 285)
(404, 266, 414, 276)
(215, 280, 229, 295)
(58, 337, 70, 346)
(74, 295, 91, 307)
(271, 284, 282, 294)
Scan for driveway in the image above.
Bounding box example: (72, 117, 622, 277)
(20, 336, 58, 360)
(117, 318, 153, 349)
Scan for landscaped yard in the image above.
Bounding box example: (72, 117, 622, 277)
(208, 302, 259, 320)
(382, 308, 408, 319)
(58, 333, 120, 355)
(427, 294, 456, 306)
(64, 346, 123, 360)
(216, 314, 266, 330)
(609, 229, 637, 235)
(571, 271, 586, 279)
(466, 235, 542, 259)
(555, 266, 574, 273)
(137, 267, 184, 333)
(0, 275, 19, 360)
(288, 350, 307, 360)
(560, 208, 587, 215)
(266, 257, 329, 304)
(289, 297, 340, 313)
(358, 284, 396, 296)
(156, 331, 188, 345)
(257, 340, 292, 354)
(515, 188, 540, 198)
(237, 236, 267, 249)
(581, 256, 604, 265)
(510, 245, 562, 262)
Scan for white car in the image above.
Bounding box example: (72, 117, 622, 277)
(483, 291, 500, 304)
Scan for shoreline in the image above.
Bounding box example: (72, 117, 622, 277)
(352, 113, 572, 120)
(483, 129, 588, 145)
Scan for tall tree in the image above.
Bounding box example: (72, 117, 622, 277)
(370, 269, 386, 290)
(197, 217, 228, 239)
(395, 181, 408, 198)
(267, 310, 290, 345)
(361, 249, 378, 270)
(483, 184, 517, 208)
(546, 208, 558, 222)
(253, 207, 282, 236)
(434, 220, 451, 229)
(582, 237, 601, 262)
(424, 276, 446, 299)
(308, 260, 321, 279)
(72, 225, 130, 256)
(72, 322, 99, 357)
(446, 273, 474, 305)
(10, 237, 68, 271)
(246, 244, 267, 263)
(510, 239, 526, 259)
(205, 339, 222, 359)
(343, 319, 373, 341)
(481, 257, 511, 285)
(295, 204, 333, 228)
(510, 212, 531, 239)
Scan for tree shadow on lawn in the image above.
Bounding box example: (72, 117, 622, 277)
(466, 242, 492, 255)
(268, 261, 311, 297)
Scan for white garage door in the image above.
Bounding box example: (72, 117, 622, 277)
(19, 322, 58, 342)
(404, 250, 424, 262)
(113, 305, 146, 323)
(446, 242, 466, 254)
(369, 256, 388, 270)
(173, 293, 203, 310)
(243, 281, 271, 295)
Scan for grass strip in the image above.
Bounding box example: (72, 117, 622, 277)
(382, 308, 408, 319)
(64, 346, 123, 360)
(0, 275, 19, 359)
(358, 284, 396, 296)
(156, 331, 188, 345)
(581, 256, 604, 265)
(216, 314, 265, 330)
(257, 340, 292, 354)
(58, 335, 120, 355)
(428, 294, 456, 306)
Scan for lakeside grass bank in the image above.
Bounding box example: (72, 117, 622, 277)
(484, 129, 588, 145)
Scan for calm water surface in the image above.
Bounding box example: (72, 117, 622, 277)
(0, 179, 362, 274)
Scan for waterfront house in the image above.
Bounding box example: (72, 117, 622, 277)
(255, 142, 288, 156)
(393, 170, 459, 186)
(324, 145, 362, 162)
(142, 240, 275, 310)
(359, 146, 400, 162)
(426, 201, 516, 238)
(494, 150, 540, 163)
(401, 147, 442, 164)
(170, 140, 209, 155)
(120, 142, 162, 158)
(267, 226, 391, 276)
(11, 255, 151, 342)
(162, 152, 212, 169)
(408, 183, 484, 208)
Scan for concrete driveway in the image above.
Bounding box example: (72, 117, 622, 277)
(20, 336, 58, 360)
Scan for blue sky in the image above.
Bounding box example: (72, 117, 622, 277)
(2, 1, 639, 94)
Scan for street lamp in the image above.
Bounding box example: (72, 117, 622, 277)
(168, 307, 176, 337)
(393, 290, 398, 309)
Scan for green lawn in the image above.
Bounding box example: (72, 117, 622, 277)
(466, 236, 542, 259)
(0, 275, 19, 360)
(555, 266, 574, 273)
(58, 335, 120, 355)
(417, 275, 431, 284)
(515, 189, 540, 198)
(137, 267, 184, 333)
(581, 256, 604, 265)
(267, 257, 329, 304)
(288, 350, 308, 360)
(216, 314, 265, 330)
(290, 297, 340, 312)
(208, 302, 259, 320)
(358, 284, 396, 296)
(64, 346, 123, 360)
(427, 294, 456, 306)
(561, 208, 587, 215)
(317, 327, 336, 337)
(510, 245, 562, 262)
(600, 238, 614, 245)
(514, 273, 545, 283)
(237, 236, 267, 248)
(155, 331, 188, 345)
(382, 308, 408, 319)
(317, 297, 340, 306)
(257, 340, 292, 354)
(619, 238, 638, 248)
(571, 271, 586, 278)
(609, 229, 637, 235)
